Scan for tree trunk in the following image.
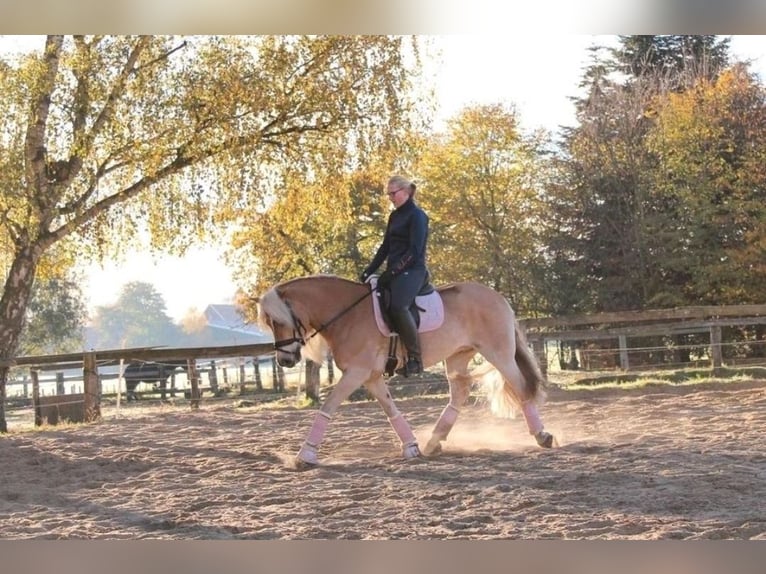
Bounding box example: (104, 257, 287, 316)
(0, 243, 41, 432)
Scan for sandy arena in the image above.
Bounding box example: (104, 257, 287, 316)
(1, 379, 765, 539)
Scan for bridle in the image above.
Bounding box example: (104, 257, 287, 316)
(271, 286, 374, 355)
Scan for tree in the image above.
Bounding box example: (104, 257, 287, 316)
(88, 281, 180, 349)
(0, 35, 424, 430)
(546, 35, 732, 314)
(227, 140, 425, 297)
(614, 35, 730, 89)
(417, 104, 553, 314)
(644, 64, 766, 305)
(18, 272, 87, 355)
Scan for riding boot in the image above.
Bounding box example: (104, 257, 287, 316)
(390, 309, 423, 377)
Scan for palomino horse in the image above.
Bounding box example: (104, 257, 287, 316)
(257, 274, 555, 467)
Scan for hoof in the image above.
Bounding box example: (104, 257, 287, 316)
(402, 442, 422, 459)
(422, 439, 443, 457)
(295, 443, 319, 467)
(293, 456, 318, 470)
(535, 430, 556, 449)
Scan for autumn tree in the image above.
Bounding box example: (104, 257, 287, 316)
(0, 35, 423, 431)
(228, 136, 426, 297)
(416, 104, 553, 314)
(644, 64, 766, 305)
(546, 35, 732, 314)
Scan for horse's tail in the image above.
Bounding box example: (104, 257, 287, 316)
(476, 316, 547, 419)
(513, 318, 547, 401)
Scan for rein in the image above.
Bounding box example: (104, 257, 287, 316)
(272, 286, 374, 351)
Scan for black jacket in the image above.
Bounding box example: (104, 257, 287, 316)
(364, 197, 429, 277)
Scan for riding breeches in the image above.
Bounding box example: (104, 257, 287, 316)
(388, 268, 427, 312)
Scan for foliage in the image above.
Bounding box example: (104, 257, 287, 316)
(613, 35, 730, 89)
(0, 35, 425, 429)
(228, 133, 425, 297)
(644, 65, 766, 305)
(19, 272, 87, 355)
(416, 104, 554, 314)
(88, 281, 180, 349)
(545, 35, 738, 314)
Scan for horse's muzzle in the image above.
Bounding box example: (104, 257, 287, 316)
(276, 349, 301, 368)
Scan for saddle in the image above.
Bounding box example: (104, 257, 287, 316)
(368, 275, 445, 376)
(370, 278, 444, 335)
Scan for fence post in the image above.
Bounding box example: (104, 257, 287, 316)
(187, 358, 201, 410)
(253, 358, 262, 392)
(31, 369, 42, 427)
(271, 356, 285, 392)
(209, 360, 219, 395)
(710, 325, 723, 372)
(239, 359, 246, 393)
(618, 335, 630, 370)
(56, 372, 65, 395)
(327, 352, 334, 384)
(83, 351, 101, 422)
(530, 338, 547, 376)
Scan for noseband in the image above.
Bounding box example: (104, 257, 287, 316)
(272, 302, 309, 352)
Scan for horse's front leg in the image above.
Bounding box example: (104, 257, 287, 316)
(295, 366, 370, 467)
(364, 377, 421, 460)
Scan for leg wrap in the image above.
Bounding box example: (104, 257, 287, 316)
(521, 400, 544, 435)
(432, 403, 460, 440)
(388, 412, 417, 446)
(306, 410, 332, 447)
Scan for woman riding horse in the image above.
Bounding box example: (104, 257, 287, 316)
(257, 275, 555, 467)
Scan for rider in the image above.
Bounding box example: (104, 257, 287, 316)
(360, 175, 429, 377)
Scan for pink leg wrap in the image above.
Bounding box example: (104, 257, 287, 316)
(433, 404, 460, 439)
(521, 400, 544, 435)
(388, 412, 417, 446)
(306, 410, 331, 446)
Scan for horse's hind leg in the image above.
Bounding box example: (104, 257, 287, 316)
(364, 377, 421, 459)
(480, 344, 555, 449)
(423, 350, 475, 456)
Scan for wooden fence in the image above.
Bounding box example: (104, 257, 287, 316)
(2, 343, 276, 426)
(519, 304, 766, 374)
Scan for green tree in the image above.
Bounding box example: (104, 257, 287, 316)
(614, 35, 730, 88)
(0, 35, 423, 430)
(19, 272, 86, 355)
(89, 281, 180, 349)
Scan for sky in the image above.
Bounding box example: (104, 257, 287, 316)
(3, 35, 766, 321)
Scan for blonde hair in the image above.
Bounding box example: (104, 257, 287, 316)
(388, 175, 416, 198)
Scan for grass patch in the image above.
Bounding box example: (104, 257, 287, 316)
(557, 365, 766, 392)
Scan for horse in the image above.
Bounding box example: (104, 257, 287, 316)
(122, 360, 189, 402)
(256, 274, 556, 467)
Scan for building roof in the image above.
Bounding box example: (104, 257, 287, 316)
(184, 304, 272, 346)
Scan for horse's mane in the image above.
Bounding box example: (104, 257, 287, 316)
(257, 287, 295, 330)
